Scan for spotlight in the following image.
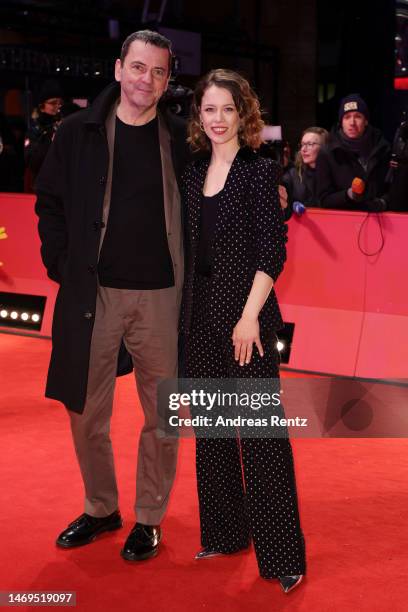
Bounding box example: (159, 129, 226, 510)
(0, 292, 46, 332)
(276, 322, 295, 364)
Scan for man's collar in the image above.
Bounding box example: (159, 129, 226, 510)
(85, 82, 121, 127)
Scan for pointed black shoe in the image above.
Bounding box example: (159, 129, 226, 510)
(278, 575, 303, 593)
(56, 510, 123, 548)
(195, 545, 250, 560)
(121, 523, 161, 561)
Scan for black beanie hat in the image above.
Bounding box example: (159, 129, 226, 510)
(338, 93, 369, 122)
(38, 80, 64, 104)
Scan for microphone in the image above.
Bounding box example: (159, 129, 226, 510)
(292, 201, 306, 215)
(351, 177, 366, 198)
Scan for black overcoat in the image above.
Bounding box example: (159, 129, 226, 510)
(35, 82, 189, 413)
(180, 149, 287, 341)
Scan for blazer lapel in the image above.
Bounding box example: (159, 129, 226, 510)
(189, 158, 209, 246)
(215, 154, 252, 232)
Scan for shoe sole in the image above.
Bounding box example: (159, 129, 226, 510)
(56, 521, 123, 548)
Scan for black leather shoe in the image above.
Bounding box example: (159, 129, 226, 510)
(278, 575, 303, 593)
(56, 510, 123, 548)
(121, 523, 161, 561)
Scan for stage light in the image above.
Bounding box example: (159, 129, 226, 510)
(0, 292, 46, 332)
(276, 322, 295, 365)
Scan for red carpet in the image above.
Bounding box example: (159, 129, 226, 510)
(1, 333, 408, 611)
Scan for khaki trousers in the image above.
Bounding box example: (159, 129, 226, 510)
(68, 284, 179, 525)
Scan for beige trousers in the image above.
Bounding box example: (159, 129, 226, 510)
(68, 284, 179, 525)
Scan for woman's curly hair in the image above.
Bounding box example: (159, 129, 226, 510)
(188, 69, 264, 152)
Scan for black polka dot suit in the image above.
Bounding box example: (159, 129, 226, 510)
(180, 148, 306, 579)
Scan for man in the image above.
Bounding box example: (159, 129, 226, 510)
(35, 30, 189, 561)
(316, 93, 390, 211)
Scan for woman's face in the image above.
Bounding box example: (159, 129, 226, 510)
(300, 132, 322, 168)
(199, 85, 241, 148)
(41, 98, 63, 116)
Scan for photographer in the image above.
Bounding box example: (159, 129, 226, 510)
(24, 81, 64, 192)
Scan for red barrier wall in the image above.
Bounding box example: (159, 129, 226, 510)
(276, 208, 408, 379)
(1, 194, 407, 379)
(0, 193, 57, 338)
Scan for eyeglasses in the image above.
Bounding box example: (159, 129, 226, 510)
(300, 142, 320, 150)
(44, 99, 62, 106)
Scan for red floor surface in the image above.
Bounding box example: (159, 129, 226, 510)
(1, 333, 408, 611)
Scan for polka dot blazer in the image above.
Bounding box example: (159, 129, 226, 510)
(180, 147, 287, 340)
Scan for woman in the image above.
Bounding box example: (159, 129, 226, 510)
(282, 126, 328, 219)
(181, 69, 306, 592)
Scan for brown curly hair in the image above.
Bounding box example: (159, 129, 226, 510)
(188, 69, 264, 152)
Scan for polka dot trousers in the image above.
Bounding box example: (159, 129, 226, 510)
(185, 274, 306, 578)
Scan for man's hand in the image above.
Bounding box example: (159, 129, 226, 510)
(232, 316, 264, 366)
(347, 177, 366, 202)
(279, 185, 288, 210)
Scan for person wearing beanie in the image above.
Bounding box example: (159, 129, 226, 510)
(24, 80, 64, 191)
(316, 93, 391, 212)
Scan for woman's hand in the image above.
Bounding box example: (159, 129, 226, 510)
(232, 315, 264, 366)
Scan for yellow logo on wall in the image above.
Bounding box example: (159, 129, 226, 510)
(0, 226, 8, 266)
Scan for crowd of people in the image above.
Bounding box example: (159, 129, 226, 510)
(1, 77, 406, 215)
(282, 93, 396, 217)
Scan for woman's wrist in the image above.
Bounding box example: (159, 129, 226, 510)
(241, 308, 259, 322)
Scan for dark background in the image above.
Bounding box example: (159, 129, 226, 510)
(0, 0, 406, 179)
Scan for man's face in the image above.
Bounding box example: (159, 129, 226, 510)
(341, 111, 368, 139)
(115, 40, 170, 114)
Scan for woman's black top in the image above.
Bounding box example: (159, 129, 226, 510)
(196, 190, 222, 276)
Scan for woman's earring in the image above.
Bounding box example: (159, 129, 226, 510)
(199, 119, 205, 132)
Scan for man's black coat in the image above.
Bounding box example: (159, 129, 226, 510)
(35, 82, 189, 412)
